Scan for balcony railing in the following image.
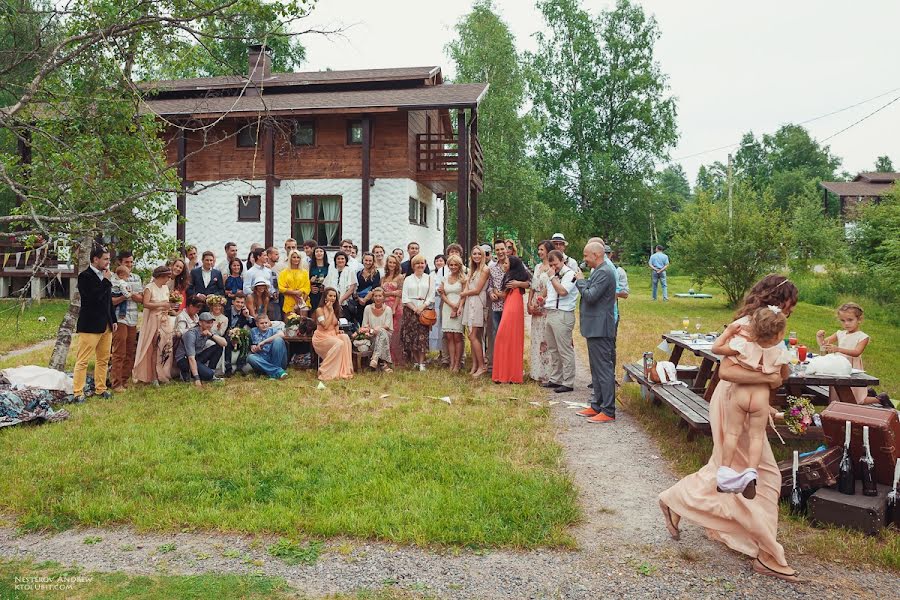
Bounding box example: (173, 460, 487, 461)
(415, 133, 484, 191)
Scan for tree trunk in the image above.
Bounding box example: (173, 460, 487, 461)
(48, 235, 92, 370)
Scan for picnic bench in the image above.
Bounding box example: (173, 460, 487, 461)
(283, 334, 319, 370)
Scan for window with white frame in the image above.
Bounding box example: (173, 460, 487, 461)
(408, 198, 427, 226)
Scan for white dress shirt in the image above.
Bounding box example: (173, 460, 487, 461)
(402, 273, 435, 308)
(544, 267, 579, 312)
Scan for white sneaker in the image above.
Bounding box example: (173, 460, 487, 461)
(418, 363, 426, 372)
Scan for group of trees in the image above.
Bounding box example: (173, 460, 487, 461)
(447, 0, 678, 260)
(0, 0, 320, 366)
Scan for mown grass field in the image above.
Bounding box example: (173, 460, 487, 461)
(0, 364, 578, 549)
(611, 269, 899, 571)
(0, 299, 68, 354)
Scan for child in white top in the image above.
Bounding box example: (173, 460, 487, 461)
(816, 302, 873, 404)
(712, 306, 791, 499)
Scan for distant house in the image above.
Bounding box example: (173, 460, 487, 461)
(819, 172, 899, 219)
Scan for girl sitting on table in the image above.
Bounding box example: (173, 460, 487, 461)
(816, 302, 877, 405)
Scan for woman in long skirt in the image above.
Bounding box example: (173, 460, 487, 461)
(527, 241, 554, 382)
(312, 287, 353, 381)
(133, 266, 178, 384)
(492, 256, 530, 384)
(659, 275, 804, 583)
(400, 255, 434, 371)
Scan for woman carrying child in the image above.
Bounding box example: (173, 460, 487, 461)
(658, 275, 805, 584)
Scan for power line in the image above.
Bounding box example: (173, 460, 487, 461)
(820, 94, 900, 142)
(672, 84, 900, 161)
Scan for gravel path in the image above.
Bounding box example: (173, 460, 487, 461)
(0, 338, 54, 361)
(0, 348, 897, 599)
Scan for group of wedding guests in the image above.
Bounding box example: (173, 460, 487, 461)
(71, 232, 627, 405)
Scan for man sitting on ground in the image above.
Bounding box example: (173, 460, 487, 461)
(176, 312, 226, 386)
(248, 313, 289, 379)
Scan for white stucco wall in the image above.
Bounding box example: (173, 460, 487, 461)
(176, 178, 444, 265)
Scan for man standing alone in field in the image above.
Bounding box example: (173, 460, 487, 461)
(649, 245, 670, 301)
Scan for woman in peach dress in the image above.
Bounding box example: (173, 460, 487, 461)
(312, 287, 353, 381)
(133, 266, 178, 384)
(659, 275, 804, 583)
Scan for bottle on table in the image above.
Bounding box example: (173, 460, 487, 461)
(860, 426, 878, 497)
(837, 420, 855, 495)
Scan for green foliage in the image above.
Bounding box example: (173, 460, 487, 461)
(266, 538, 323, 565)
(672, 185, 787, 306)
(621, 164, 691, 260)
(527, 0, 677, 243)
(787, 188, 846, 272)
(446, 0, 545, 248)
(849, 187, 900, 303)
(874, 155, 894, 172)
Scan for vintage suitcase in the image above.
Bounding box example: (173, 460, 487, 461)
(808, 484, 890, 535)
(821, 403, 899, 485)
(777, 446, 842, 498)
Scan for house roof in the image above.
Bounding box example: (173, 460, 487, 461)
(140, 83, 489, 117)
(819, 180, 895, 197)
(139, 66, 442, 93)
(854, 172, 900, 183)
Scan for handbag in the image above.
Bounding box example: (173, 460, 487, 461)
(418, 307, 437, 326)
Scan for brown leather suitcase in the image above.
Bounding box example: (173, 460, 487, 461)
(777, 446, 842, 499)
(821, 403, 899, 486)
(808, 484, 890, 535)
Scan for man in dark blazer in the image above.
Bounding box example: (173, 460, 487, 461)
(74, 246, 118, 401)
(574, 241, 618, 423)
(187, 250, 225, 301)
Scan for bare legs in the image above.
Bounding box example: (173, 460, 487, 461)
(720, 384, 770, 469)
(444, 332, 464, 372)
(468, 326, 486, 376)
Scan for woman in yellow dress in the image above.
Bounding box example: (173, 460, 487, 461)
(278, 250, 311, 315)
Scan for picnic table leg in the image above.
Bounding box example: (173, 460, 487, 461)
(693, 358, 714, 392)
(703, 364, 720, 402)
(834, 386, 858, 404)
(668, 345, 684, 366)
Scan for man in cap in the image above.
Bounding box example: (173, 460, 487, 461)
(550, 233, 581, 272)
(175, 311, 226, 386)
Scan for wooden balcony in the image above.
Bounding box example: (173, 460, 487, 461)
(415, 133, 484, 194)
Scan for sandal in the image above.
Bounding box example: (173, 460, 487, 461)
(752, 558, 807, 583)
(369, 359, 378, 369)
(659, 500, 680, 540)
(382, 366, 393, 373)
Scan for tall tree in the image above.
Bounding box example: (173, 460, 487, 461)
(0, 0, 316, 369)
(874, 155, 894, 172)
(446, 0, 545, 248)
(527, 0, 677, 242)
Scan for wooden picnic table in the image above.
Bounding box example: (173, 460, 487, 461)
(660, 333, 879, 404)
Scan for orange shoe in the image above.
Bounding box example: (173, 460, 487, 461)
(576, 407, 599, 418)
(587, 413, 615, 424)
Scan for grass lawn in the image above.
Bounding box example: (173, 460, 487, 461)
(612, 269, 900, 571)
(0, 299, 69, 354)
(0, 559, 425, 599)
(0, 367, 578, 549)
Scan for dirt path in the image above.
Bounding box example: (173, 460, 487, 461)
(0, 347, 897, 598)
(0, 339, 54, 361)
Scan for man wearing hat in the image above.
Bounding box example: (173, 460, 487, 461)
(175, 311, 226, 386)
(550, 233, 581, 272)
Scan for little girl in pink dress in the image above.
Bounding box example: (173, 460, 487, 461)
(712, 306, 791, 499)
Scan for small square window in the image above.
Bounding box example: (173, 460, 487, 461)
(236, 122, 258, 147)
(293, 121, 315, 146)
(347, 120, 363, 145)
(238, 195, 261, 221)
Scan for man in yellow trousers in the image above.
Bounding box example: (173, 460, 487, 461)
(73, 246, 118, 402)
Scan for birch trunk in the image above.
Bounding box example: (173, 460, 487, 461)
(48, 235, 93, 370)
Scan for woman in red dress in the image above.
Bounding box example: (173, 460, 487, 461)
(492, 256, 530, 384)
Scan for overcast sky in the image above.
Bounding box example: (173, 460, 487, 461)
(300, 0, 900, 184)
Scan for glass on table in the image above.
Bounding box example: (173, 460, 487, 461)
(694, 318, 703, 339)
(789, 331, 798, 347)
(681, 316, 690, 332)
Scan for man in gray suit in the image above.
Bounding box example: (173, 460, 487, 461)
(575, 242, 618, 423)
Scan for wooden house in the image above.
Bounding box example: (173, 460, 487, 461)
(820, 171, 899, 218)
(141, 45, 487, 262)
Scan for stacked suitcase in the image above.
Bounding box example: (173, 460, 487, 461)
(791, 404, 900, 534)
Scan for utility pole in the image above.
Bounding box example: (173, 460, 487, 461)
(727, 153, 734, 235)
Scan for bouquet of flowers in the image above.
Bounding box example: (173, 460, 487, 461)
(286, 313, 304, 327)
(351, 327, 373, 351)
(168, 290, 183, 305)
(228, 327, 250, 358)
(783, 396, 816, 435)
(205, 294, 226, 308)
